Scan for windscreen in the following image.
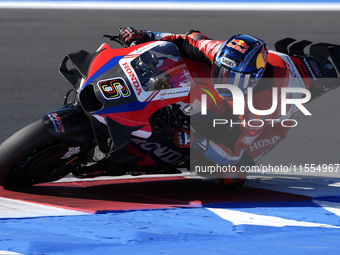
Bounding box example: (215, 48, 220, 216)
(130, 42, 191, 92)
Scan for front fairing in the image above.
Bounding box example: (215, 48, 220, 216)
(77, 41, 191, 151)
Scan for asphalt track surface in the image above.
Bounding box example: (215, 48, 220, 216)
(0, 8, 340, 255)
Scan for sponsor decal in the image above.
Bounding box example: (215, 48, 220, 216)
(198, 40, 211, 51)
(61, 146, 81, 159)
(164, 89, 190, 96)
(207, 41, 222, 55)
(303, 58, 317, 80)
(241, 136, 258, 146)
(48, 113, 65, 133)
(183, 104, 192, 115)
(97, 77, 130, 100)
(227, 39, 248, 53)
(325, 63, 334, 70)
(309, 60, 322, 77)
(132, 139, 185, 164)
(249, 135, 281, 152)
(122, 62, 143, 96)
(220, 56, 236, 68)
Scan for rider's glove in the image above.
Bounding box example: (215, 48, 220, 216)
(118, 27, 144, 46)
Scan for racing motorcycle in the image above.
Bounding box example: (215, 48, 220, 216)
(0, 34, 339, 189)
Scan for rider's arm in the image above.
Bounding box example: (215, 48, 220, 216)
(119, 27, 222, 66)
(145, 31, 222, 66)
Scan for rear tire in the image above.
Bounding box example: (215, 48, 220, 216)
(0, 120, 88, 189)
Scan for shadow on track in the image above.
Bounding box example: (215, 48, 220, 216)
(0, 176, 323, 213)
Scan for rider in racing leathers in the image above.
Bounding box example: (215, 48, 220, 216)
(117, 27, 312, 186)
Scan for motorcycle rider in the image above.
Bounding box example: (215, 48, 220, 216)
(117, 27, 320, 186)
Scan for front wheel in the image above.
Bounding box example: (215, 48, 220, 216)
(0, 120, 90, 189)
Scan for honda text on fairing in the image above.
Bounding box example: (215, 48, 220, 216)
(0, 34, 339, 189)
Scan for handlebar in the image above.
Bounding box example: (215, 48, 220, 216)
(102, 34, 127, 48)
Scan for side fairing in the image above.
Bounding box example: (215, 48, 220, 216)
(75, 41, 191, 152)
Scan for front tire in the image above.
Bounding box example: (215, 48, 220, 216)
(0, 120, 88, 189)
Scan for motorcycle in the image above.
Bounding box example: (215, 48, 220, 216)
(0, 34, 339, 189)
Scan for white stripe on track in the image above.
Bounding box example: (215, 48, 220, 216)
(0, 252, 24, 255)
(207, 207, 340, 228)
(313, 199, 340, 217)
(0, 197, 88, 218)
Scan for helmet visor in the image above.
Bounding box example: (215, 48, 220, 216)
(212, 60, 263, 99)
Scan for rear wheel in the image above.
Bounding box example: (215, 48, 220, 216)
(0, 120, 90, 189)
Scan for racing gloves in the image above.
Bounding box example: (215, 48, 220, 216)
(118, 27, 145, 46)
